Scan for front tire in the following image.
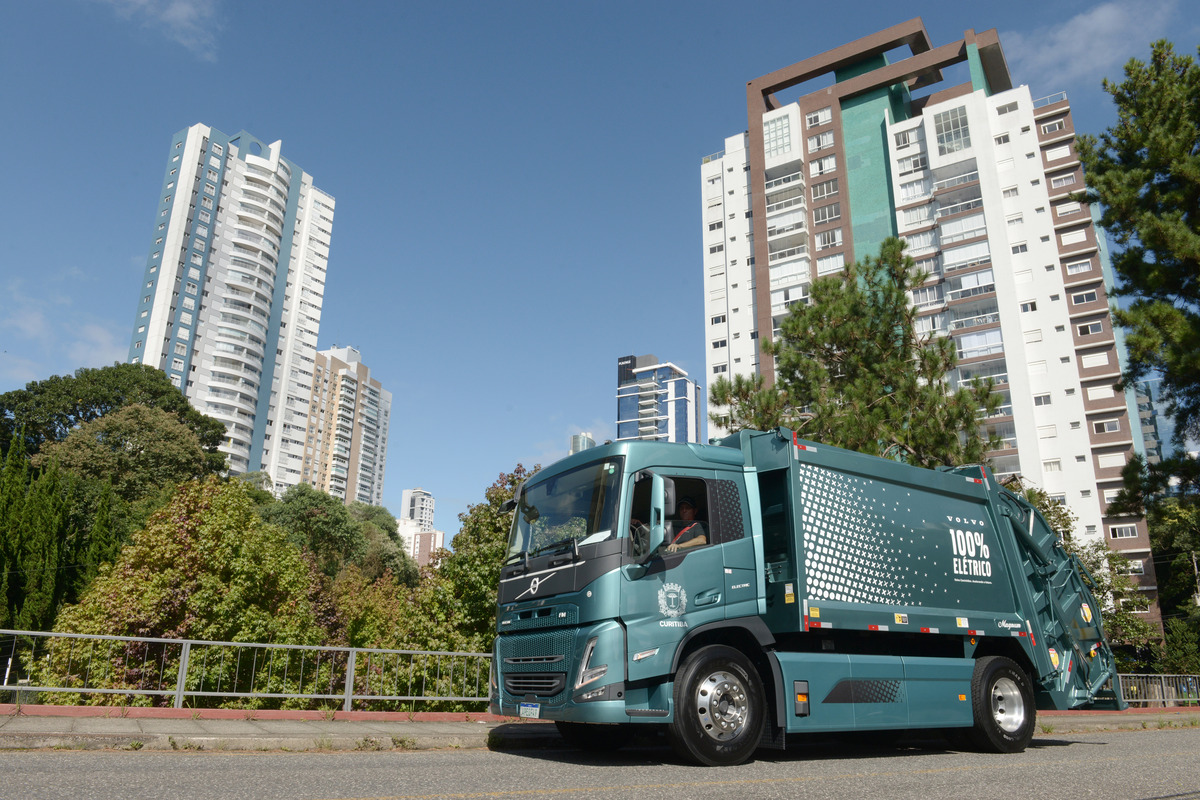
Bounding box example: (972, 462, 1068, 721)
(967, 656, 1035, 753)
(668, 645, 764, 766)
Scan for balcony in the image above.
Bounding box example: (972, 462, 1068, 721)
(946, 282, 996, 302)
(949, 310, 1001, 331)
(769, 244, 808, 264)
(936, 197, 983, 219)
(764, 170, 804, 193)
(933, 170, 979, 192)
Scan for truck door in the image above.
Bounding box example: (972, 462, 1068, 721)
(622, 472, 728, 685)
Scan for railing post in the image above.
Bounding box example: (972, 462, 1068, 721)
(174, 641, 191, 709)
(342, 650, 357, 712)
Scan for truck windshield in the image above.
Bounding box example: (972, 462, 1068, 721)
(506, 458, 623, 563)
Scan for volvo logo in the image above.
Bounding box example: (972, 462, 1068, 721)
(517, 574, 552, 600)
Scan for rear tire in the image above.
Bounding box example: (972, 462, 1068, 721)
(668, 645, 764, 766)
(554, 721, 629, 751)
(967, 656, 1035, 753)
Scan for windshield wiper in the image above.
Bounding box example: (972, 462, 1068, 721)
(532, 537, 580, 560)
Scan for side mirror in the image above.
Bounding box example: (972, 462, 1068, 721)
(647, 473, 675, 557)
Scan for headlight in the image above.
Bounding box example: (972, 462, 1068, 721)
(575, 637, 608, 689)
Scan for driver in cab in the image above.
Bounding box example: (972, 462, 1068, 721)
(666, 497, 707, 553)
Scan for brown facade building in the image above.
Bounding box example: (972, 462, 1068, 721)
(702, 19, 1161, 627)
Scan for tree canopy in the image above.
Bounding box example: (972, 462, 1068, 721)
(54, 478, 332, 645)
(0, 363, 227, 473)
(33, 404, 210, 504)
(713, 237, 1000, 466)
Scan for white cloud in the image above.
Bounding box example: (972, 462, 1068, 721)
(1003, 0, 1179, 91)
(94, 0, 222, 62)
(67, 323, 129, 371)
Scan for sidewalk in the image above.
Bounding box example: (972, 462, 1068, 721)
(0, 703, 1196, 752)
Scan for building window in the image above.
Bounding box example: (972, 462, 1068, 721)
(897, 153, 928, 176)
(709, 244, 724, 254)
(911, 284, 944, 309)
(1020, 300, 1037, 313)
(1056, 200, 1081, 216)
(812, 178, 839, 200)
(815, 228, 843, 251)
(813, 203, 841, 225)
(713, 364, 728, 374)
(1012, 243, 1028, 254)
(994, 133, 1010, 145)
(1098, 452, 1127, 469)
(763, 115, 792, 158)
(903, 205, 933, 226)
(1109, 524, 1138, 540)
(1051, 173, 1077, 189)
(1066, 259, 1093, 275)
(712, 340, 727, 349)
(1077, 321, 1104, 336)
(899, 179, 930, 202)
(1043, 459, 1061, 472)
(997, 102, 1018, 115)
(1093, 418, 1121, 434)
(172, 358, 185, 371)
(1072, 289, 1099, 305)
(810, 155, 837, 177)
(816, 253, 845, 275)
(711, 315, 726, 325)
(709, 221, 723, 231)
(1038, 425, 1057, 439)
(807, 131, 834, 153)
(1041, 120, 1065, 135)
(806, 106, 832, 127)
(1034, 393, 1052, 406)
(934, 106, 972, 155)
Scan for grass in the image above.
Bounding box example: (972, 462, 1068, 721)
(1038, 722, 1054, 734)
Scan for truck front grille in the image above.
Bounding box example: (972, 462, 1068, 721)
(504, 673, 567, 698)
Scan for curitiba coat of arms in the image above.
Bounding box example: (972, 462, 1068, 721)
(658, 582, 687, 618)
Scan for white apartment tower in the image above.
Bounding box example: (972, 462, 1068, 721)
(129, 123, 334, 493)
(301, 346, 391, 505)
(701, 21, 1159, 623)
(402, 488, 436, 532)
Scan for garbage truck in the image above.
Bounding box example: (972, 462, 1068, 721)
(488, 428, 1123, 765)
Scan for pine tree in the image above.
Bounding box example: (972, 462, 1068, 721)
(765, 237, 1001, 467)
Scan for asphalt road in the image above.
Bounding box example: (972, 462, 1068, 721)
(5, 728, 1199, 800)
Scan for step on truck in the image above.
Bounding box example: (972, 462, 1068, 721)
(489, 428, 1123, 766)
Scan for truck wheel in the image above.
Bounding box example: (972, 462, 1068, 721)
(967, 656, 1035, 753)
(668, 645, 764, 766)
(554, 721, 629, 751)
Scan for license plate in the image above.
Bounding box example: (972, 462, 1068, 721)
(519, 702, 540, 719)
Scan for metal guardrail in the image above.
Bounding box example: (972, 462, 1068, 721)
(3, 630, 1195, 712)
(1119, 674, 1200, 707)
(0, 629, 490, 712)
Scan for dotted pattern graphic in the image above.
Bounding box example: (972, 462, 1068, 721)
(823, 679, 903, 704)
(797, 464, 944, 607)
(711, 479, 744, 544)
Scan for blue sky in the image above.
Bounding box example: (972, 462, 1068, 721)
(1, 0, 1193, 540)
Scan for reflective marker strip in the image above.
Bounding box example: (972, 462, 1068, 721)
(920, 627, 940, 634)
(868, 624, 889, 632)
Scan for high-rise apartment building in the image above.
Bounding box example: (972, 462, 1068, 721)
(129, 123, 334, 493)
(300, 346, 391, 505)
(701, 20, 1158, 621)
(401, 488, 436, 532)
(397, 488, 443, 567)
(616, 354, 701, 443)
(570, 432, 596, 455)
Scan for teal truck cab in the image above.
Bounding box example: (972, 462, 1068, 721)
(489, 428, 1123, 765)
